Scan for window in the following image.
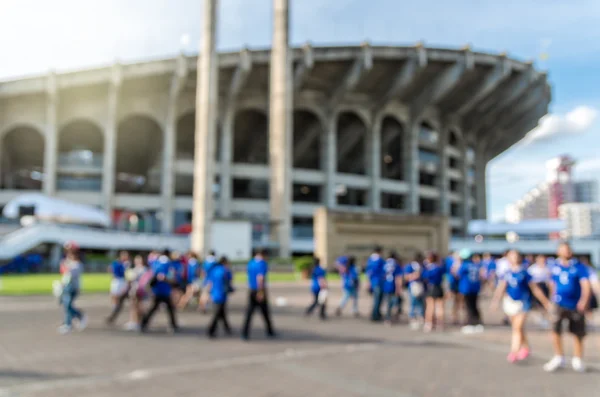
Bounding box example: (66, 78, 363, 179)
(232, 178, 269, 200)
(418, 149, 440, 166)
(450, 180, 461, 193)
(337, 188, 368, 207)
(419, 172, 437, 187)
(448, 157, 460, 169)
(381, 193, 405, 210)
(293, 184, 321, 203)
(451, 227, 463, 237)
(451, 203, 461, 217)
(419, 123, 439, 145)
(292, 217, 314, 239)
(420, 198, 437, 214)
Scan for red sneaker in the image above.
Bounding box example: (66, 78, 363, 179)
(507, 352, 517, 363)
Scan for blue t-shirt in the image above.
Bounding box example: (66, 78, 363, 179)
(404, 261, 423, 286)
(202, 256, 217, 286)
(458, 260, 483, 295)
(311, 266, 326, 294)
(247, 257, 268, 291)
(444, 256, 457, 284)
(503, 267, 532, 303)
(111, 261, 126, 279)
(383, 258, 402, 294)
(342, 266, 359, 291)
(550, 260, 589, 310)
(187, 259, 199, 284)
(423, 263, 445, 286)
(483, 259, 497, 280)
(151, 256, 173, 297)
(209, 264, 229, 304)
(366, 254, 386, 288)
(171, 259, 184, 284)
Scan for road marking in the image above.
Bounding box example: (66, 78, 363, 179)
(0, 343, 380, 396)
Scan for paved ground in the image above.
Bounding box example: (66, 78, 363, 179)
(0, 284, 599, 397)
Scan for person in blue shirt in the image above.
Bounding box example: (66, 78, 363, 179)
(382, 252, 403, 326)
(170, 251, 186, 305)
(423, 252, 446, 332)
(491, 249, 551, 364)
(543, 243, 591, 373)
(205, 256, 233, 338)
(457, 252, 485, 333)
(199, 251, 218, 313)
(241, 249, 276, 340)
(335, 256, 360, 317)
(482, 252, 497, 287)
(106, 251, 131, 326)
(366, 246, 386, 322)
(445, 252, 463, 326)
(140, 249, 179, 333)
(404, 253, 425, 330)
(305, 257, 328, 320)
(178, 252, 201, 309)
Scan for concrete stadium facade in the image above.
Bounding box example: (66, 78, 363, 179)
(0, 43, 551, 254)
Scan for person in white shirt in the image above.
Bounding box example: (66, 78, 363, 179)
(527, 255, 552, 328)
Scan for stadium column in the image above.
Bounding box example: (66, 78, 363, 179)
(370, 116, 381, 211)
(475, 142, 487, 220)
(162, 54, 188, 233)
(191, 0, 219, 255)
(404, 120, 420, 214)
(461, 139, 471, 235)
(324, 115, 337, 208)
(102, 64, 121, 215)
(268, 0, 292, 258)
(437, 127, 449, 216)
(219, 108, 233, 217)
(43, 71, 58, 196)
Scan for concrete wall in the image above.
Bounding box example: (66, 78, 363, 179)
(314, 207, 449, 269)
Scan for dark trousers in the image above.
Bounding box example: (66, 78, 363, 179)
(107, 293, 128, 324)
(208, 302, 232, 336)
(371, 286, 383, 321)
(464, 293, 482, 326)
(242, 290, 275, 338)
(141, 295, 178, 330)
(306, 291, 326, 319)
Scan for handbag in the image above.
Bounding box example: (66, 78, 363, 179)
(410, 281, 424, 298)
(318, 289, 329, 304)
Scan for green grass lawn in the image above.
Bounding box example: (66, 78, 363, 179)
(0, 272, 346, 296)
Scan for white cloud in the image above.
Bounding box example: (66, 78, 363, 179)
(522, 105, 598, 144)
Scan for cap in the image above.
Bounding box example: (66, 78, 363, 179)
(459, 248, 472, 260)
(336, 256, 349, 266)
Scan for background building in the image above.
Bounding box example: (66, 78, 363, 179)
(505, 155, 598, 223)
(560, 203, 600, 239)
(0, 43, 551, 255)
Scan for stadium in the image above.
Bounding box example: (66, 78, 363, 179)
(0, 42, 551, 257)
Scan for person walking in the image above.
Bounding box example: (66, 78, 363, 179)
(445, 252, 463, 326)
(205, 256, 233, 338)
(543, 243, 591, 372)
(491, 249, 551, 363)
(382, 252, 403, 326)
(423, 252, 446, 332)
(527, 254, 552, 329)
(123, 254, 151, 332)
(241, 249, 276, 340)
(366, 246, 386, 322)
(178, 252, 201, 309)
(405, 253, 425, 330)
(336, 256, 360, 317)
(140, 250, 179, 333)
(457, 252, 485, 334)
(57, 244, 88, 335)
(305, 257, 328, 320)
(106, 251, 131, 326)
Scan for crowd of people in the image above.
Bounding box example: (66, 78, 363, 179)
(54, 241, 599, 372)
(304, 243, 599, 372)
(55, 244, 275, 340)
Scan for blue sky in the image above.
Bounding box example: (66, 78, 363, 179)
(1, 0, 599, 220)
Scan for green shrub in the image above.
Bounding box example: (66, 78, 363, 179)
(293, 256, 314, 273)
